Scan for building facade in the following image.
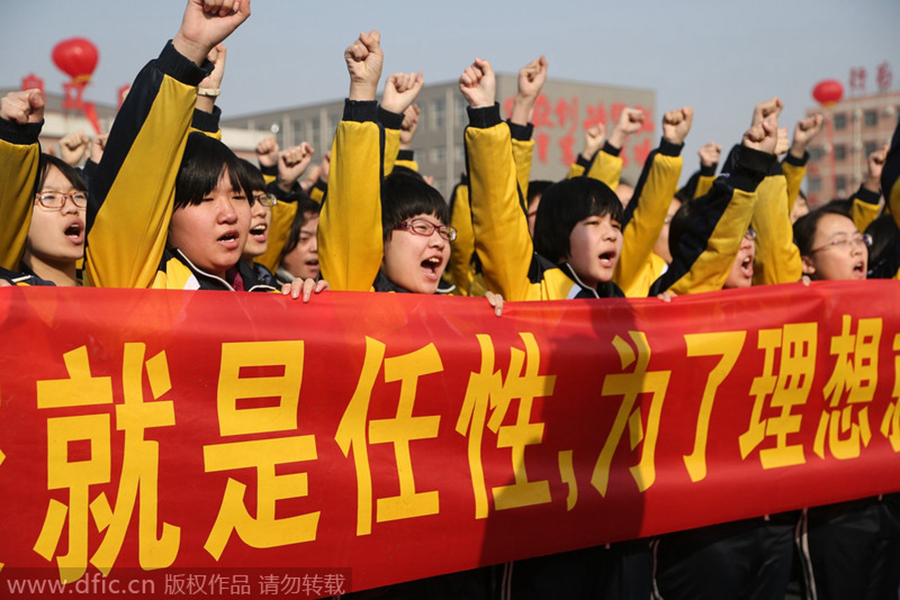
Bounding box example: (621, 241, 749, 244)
(805, 90, 900, 207)
(222, 76, 656, 199)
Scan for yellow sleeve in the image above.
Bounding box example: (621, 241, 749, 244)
(614, 142, 683, 297)
(849, 187, 883, 233)
(254, 199, 297, 274)
(668, 188, 758, 294)
(511, 137, 534, 203)
(447, 180, 474, 296)
(382, 112, 401, 177)
(567, 161, 586, 178)
(84, 43, 205, 289)
(0, 120, 41, 271)
(694, 174, 715, 199)
(585, 148, 623, 190)
(308, 181, 326, 204)
(781, 155, 807, 213)
(466, 107, 535, 302)
(319, 101, 384, 292)
(751, 172, 801, 285)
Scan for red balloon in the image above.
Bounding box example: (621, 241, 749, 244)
(52, 38, 99, 82)
(812, 79, 844, 106)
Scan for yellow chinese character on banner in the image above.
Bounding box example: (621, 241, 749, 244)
(879, 334, 900, 451)
(739, 323, 816, 468)
(456, 333, 555, 519)
(681, 331, 747, 482)
(335, 337, 442, 536)
(204, 341, 319, 560)
(813, 316, 881, 460)
(33, 344, 178, 583)
(592, 332, 670, 497)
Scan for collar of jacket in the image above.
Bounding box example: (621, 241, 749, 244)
(559, 262, 624, 299)
(170, 248, 277, 292)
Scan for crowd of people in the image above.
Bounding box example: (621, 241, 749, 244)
(2, 1, 900, 599)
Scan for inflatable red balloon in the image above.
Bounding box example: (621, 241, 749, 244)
(52, 38, 99, 83)
(812, 79, 844, 107)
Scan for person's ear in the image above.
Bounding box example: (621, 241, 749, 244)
(801, 255, 816, 277)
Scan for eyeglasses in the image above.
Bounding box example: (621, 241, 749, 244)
(35, 191, 88, 209)
(394, 219, 457, 242)
(744, 227, 757, 241)
(810, 233, 872, 254)
(253, 193, 277, 207)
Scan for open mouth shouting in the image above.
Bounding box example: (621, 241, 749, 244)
(421, 255, 444, 280)
(217, 229, 241, 250)
(64, 219, 85, 245)
(249, 222, 268, 244)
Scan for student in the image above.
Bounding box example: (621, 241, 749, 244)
(0, 89, 87, 286)
(319, 30, 502, 315)
(277, 196, 320, 284)
(235, 157, 281, 286)
(462, 57, 627, 301)
(81, 0, 322, 300)
(791, 202, 900, 600)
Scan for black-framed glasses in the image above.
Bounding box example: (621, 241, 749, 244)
(394, 219, 457, 242)
(253, 193, 277, 207)
(35, 191, 88, 209)
(810, 233, 872, 254)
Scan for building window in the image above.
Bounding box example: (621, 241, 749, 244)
(864, 140, 878, 157)
(809, 147, 825, 162)
(431, 98, 446, 129)
(833, 113, 847, 130)
(456, 97, 468, 126)
(833, 144, 847, 161)
(863, 109, 877, 127)
(807, 177, 822, 193)
(835, 176, 847, 195)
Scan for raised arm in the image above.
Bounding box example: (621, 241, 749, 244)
(507, 56, 547, 201)
(319, 30, 386, 291)
(85, 0, 251, 288)
(0, 89, 45, 270)
(463, 58, 535, 300)
(650, 119, 778, 295)
(613, 106, 689, 296)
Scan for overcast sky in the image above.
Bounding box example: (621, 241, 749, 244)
(2, 0, 898, 181)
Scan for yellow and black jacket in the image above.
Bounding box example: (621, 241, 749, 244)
(612, 140, 683, 297)
(319, 99, 406, 292)
(880, 119, 900, 279)
(82, 42, 274, 292)
(466, 103, 623, 301)
(750, 156, 803, 285)
(0, 116, 42, 272)
(648, 146, 776, 296)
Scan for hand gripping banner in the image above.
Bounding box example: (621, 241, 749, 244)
(0, 281, 898, 597)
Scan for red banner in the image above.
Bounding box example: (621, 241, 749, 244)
(1, 282, 899, 597)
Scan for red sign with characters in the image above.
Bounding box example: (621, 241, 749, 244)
(0, 282, 898, 597)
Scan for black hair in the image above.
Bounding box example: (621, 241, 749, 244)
(38, 153, 87, 193)
(533, 176, 623, 264)
(792, 201, 853, 256)
(281, 196, 321, 256)
(526, 180, 554, 211)
(173, 132, 246, 210)
(234, 157, 266, 197)
(667, 199, 697, 260)
(381, 172, 448, 242)
(865, 213, 900, 279)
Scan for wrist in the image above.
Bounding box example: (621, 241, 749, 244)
(608, 130, 627, 150)
(349, 81, 377, 102)
(172, 33, 210, 67)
